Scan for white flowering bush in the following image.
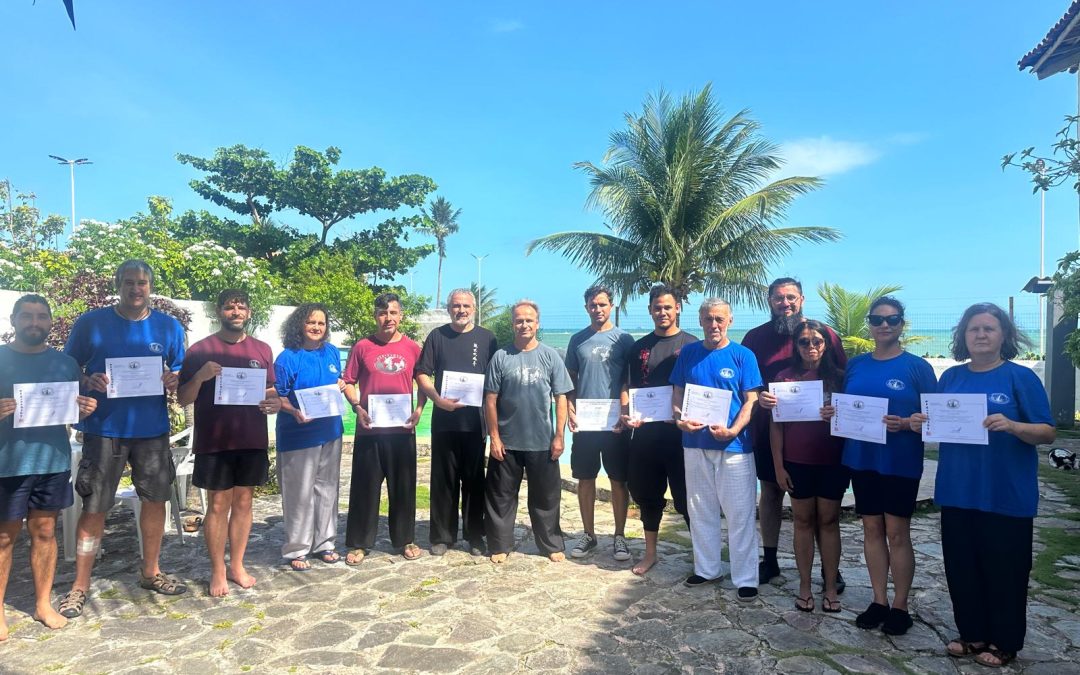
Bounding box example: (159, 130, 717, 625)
(0, 242, 75, 291)
(182, 241, 276, 327)
(68, 219, 188, 296)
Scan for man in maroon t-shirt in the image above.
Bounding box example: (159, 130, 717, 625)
(177, 289, 281, 597)
(741, 278, 846, 588)
(341, 293, 426, 564)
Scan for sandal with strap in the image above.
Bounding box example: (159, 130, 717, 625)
(58, 589, 87, 618)
(822, 597, 842, 613)
(314, 550, 340, 564)
(795, 594, 814, 612)
(345, 549, 365, 566)
(975, 647, 1016, 668)
(402, 543, 422, 560)
(947, 639, 988, 658)
(139, 572, 188, 596)
(286, 556, 312, 571)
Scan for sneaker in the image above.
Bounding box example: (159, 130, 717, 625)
(820, 569, 846, 595)
(570, 532, 597, 558)
(855, 602, 889, 630)
(759, 560, 781, 584)
(430, 543, 448, 556)
(881, 608, 913, 636)
(612, 535, 631, 561)
(736, 587, 758, 603)
(683, 574, 715, 587)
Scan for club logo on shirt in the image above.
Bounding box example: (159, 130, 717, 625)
(249, 359, 261, 368)
(886, 379, 905, 391)
(518, 366, 543, 385)
(590, 345, 612, 362)
(149, 342, 164, 354)
(719, 368, 735, 379)
(375, 354, 407, 374)
(328, 363, 339, 374)
(989, 392, 1011, 405)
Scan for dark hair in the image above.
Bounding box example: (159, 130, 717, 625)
(648, 284, 679, 305)
(215, 288, 250, 309)
(584, 284, 613, 304)
(790, 319, 844, 392)
(868, 295, 905, 321)
(950, 302, 1030, 361)
(114, 259, 154, 289)
(374, 292, 401, 312)
(12, 293, 51, 317)
(281, 303, 331, 350)
(768, 277, 802, 297)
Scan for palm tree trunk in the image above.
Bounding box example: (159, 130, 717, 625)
(435, 254, 444, 308)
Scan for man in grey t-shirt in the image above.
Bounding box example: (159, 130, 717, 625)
(483, 300, 573, 563)
(564, 285, 636, 561)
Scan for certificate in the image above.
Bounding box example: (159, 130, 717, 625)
(295, 384, 346, 420)
(13, 381, 79, 428)
(368, 393, 413, 428)
(628, 386, 673, 423)
(830, 393, 888, 444)
(769, 380, 824, 422)
(440, 370, 485, 408)
(575, 398, 620, 431)
(680, 384, 733, 426)
(105, 356, 164, 398)
(214, 367, 267, 406)
(921, 393, 988, 445)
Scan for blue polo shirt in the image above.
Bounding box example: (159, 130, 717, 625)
(274, 343, 345, 452)
(669, 340, 762, 452)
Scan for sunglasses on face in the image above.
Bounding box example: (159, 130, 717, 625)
(797, 338, 825, 348)
(866, 314, 903, 327)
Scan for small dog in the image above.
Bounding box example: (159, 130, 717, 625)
(1048, 447, 1077, 470)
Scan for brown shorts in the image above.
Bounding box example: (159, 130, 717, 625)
(75, 434, 174, 513)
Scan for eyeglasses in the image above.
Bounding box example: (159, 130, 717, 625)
(797, 338, 825, 348)
(866, 314, 903, 327)
(769, 294, 801, 303)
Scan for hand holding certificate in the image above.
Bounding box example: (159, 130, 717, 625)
(830, 393, 888, 444)
(215, 367, 267, 406)
(628, 386, 673, 423)
(368, 393, 413, 428)
(439, 370, 485, 408)
(920, 393, 988, 445)
(295, 384, 346, 420)
(14, 381, 80, 428)
(680, 384, 733, 427)
(769, 380, 824, 422)
(575, 399, 620, 431)
(105, 356, 165, 398)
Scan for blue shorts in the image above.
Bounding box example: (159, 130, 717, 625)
(0, 471, 74, 521)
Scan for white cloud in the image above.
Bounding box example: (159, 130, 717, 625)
(490, 19, 524, 33)
(777, 136, 880, 177)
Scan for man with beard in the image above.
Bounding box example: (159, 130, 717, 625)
(416, 289, 497, 556)
(0, 295, 96, 639)
(742, 278, 846, 587)
(177, 289, 281, 597)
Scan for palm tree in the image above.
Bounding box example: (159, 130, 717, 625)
(527, 84, 839, 311)
(817, 282, 927, 356)
(418, 196, 461, 308)
(470, 282, 499, 326)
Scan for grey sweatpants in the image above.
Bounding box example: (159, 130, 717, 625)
(277, 437, 342, 560)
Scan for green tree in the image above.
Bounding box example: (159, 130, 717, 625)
(328, 218, 434, 284)
(470, 282, 498, 326)
(417, 196, 461, 307)
(528, 84, 838, 310)
(283, 248, 376, 343)
(176, 145, 280, 227)
(1052, 251, 1080, 367)
(817, 282, 927, 357)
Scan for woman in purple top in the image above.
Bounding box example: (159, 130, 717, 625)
(770, 319, 846, 614)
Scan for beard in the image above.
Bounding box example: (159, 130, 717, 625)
(15, 327, 48, 347)
(771, 312, 804, 335)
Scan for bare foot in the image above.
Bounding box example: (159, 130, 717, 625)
(227, 566, 257, 589)
(33, 606, 69, 630)
(209, 571, 230, 598)
(549, 552, 565, 562)
(632, 553, 657, 576)
(490, 553, 508, 564)
(0, 613, 8, 641)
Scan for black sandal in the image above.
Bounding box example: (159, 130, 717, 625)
(139, 572, 188, 595)
(975, 647, 1016, 668)
(946, 639, 988, 657)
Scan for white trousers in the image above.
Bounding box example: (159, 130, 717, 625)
(684, 447, 760, 588)
(278, 437, 343, 559)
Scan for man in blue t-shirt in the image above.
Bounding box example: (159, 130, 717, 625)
(58, 260, 188, 620)
(0, 294, 96, 639)
(671, 298, 763, 602)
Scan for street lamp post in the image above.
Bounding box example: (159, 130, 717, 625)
(471, 253, 488, 325)
(49, 155, 92, 240)
(1036, 159, 1047, 356)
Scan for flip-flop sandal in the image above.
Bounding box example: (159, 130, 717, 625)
(139, 572, 188, 595)
(822, 597, 842, 613)
(974, 648, 1016, 668)
(314, 550, 340, 564)
(286, 556, 311, 572)
(58, 589, 87, 618)
(795, 595, 815, 612)
(345, 549, 366, 566)
(402, 544, 422, 560)
(947, 639, 988, 658)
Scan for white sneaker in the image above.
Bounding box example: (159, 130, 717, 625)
(613, 534, 631, 561)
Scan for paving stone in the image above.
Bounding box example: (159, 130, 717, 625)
(525, 645, 576, 670)
(774, 655, 843, 674)
(906, 656, 961, 675)
(830, 653, 906, 674)
(376, 644, 476, 672)
(683, 627, 758, 655)
(760, 623, 831, 651)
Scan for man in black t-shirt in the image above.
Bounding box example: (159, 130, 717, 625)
(619, 285, 697, 576)
(416, 289, 498, 556)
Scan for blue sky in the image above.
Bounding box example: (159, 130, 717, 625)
(1, 1, 1077, 333)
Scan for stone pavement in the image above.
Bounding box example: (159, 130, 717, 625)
(1, 445, 1079, 674)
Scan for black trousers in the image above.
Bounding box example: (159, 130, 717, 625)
(429, 431, 487, 547)
(628, 422, 688, 532)
(484, 449, 564, 556)
(346, 433, 416, 550)
(941, 506, 1033, 653)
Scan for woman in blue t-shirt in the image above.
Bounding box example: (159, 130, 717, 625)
(273, 304, 346, 571)
(911, 303, 1054, 668)
(836, 296, 936, 636)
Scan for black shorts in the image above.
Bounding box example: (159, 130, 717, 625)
(784, 461, 849, 501)
(754, 443, 777, 483)
(192, 449, 270, 491)
(75, 434, 173, 512)
(851, 469, 919, 518)
(570, 431, 629, 482)
(0, 471, 73, 520)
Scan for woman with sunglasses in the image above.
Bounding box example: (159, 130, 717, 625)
(910, 303, 1054, 667)
(838, 297, 936, 636)
(770, 319, 847, 613)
